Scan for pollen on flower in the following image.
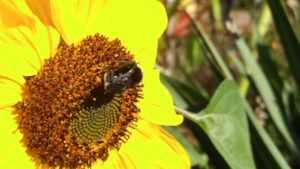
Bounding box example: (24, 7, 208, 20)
(14, 34, 143, 168)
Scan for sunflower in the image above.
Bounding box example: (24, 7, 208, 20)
(0, 0, 190, 168)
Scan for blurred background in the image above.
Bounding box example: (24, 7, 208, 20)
(157, 0, 300, 168)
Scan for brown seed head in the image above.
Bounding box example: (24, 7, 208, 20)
(14, 34, 142, 168)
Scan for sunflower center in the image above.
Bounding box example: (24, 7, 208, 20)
(14, 34, 143, 168)
(69, 92, 121, 144)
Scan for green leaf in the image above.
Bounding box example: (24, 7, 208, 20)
(186, 12, 233, 80)
(235, 36, 299, 156)
(186, 34, 203, 72)
(266, 0, 300, 90)
(257, 1, 271, 36)
(179, 69, 209, 100)
(211, 0, 222, 26)
(296, 5, 300, 39)
(196, 80, 256, 169)
(245, 102, 291, 169)
(160, 74, 189, 109)
(160, 73, 209, 110)
(254, 27, 284, 94)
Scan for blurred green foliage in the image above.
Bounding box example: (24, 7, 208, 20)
(159, 0, 300, 168)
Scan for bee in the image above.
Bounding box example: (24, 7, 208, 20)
(103, 61, 142, 94)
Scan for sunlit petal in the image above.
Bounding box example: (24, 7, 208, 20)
(0, 1, 60, 76)
(0, 109, 35, 169)
(139, 70, 183, 125)
(0, 0, 187, 168)
(25, 0, 53, 26)
(118, 120, 190, 168)
(49, 0, 107, 44)
(90, 0, 167, 69)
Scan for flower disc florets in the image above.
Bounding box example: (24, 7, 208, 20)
(14, 34, 142, 168)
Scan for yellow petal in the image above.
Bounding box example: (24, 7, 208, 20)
(90, 0, 167, 68)
(49, 0, 107, 44)
(0, 93, 21, 110)
(0, 1, 34, 28)
(94, 150, 136, 169)
(0, 41, 38, 76)
(0, 0, 60, 57)
(25, 0, 53, 26)
(75, 120, 189, 169)
(138, 69, 183, 126)
(0, 73, 24, 109)
(134, 41, 159, 71)
(0, 109, 35, 169)
(110, 120, 190, 168)
(0, 47, 25, 109)
(0, 1, 60, 76)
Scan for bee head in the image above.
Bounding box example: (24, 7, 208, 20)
(103, 62, 142, 94)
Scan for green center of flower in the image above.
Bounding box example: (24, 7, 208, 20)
(14, 34, 143, 168)
(69, 93, 121, 144)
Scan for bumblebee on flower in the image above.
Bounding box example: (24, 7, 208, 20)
(0, 0, 189, 168)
